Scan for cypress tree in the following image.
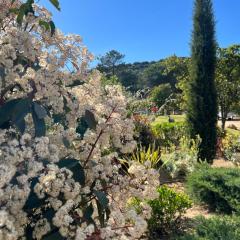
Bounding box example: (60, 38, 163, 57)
(187, 0, 218, 162)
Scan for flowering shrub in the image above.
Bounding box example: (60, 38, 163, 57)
(0, 1, 160, 239)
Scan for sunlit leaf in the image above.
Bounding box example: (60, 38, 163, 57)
(49, 0, 60, 11)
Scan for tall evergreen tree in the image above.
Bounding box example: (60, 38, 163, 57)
(187, 0, 218, 162)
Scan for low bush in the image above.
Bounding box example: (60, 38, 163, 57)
(147, 186, 192, 237)
(151, 122, 187, 147)
(222, 132, 240, 166)
(177, 215, 240, 240)
(161, 136, 200, 178)
(186, 165, 240, 214)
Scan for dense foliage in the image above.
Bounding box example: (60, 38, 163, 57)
(177, 216, 240, 240)
(222, 132, 240, 165)
(161, 136, 200, 178)
(97, 52, 190, 93)
(216, 45, 240, 130)
(186, 165, 240, 214)
(186, 0, 218, 162)
(152, 122, 187, 147)
(150, 83, 172, 108)
(147, 186, 192, 237)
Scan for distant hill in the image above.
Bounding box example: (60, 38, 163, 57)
(97, 56, 189, 92)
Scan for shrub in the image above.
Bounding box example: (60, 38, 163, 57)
(177, 215, 240, 240)
(161, 136, 201, 178)
(147, 186, 192, 236)
(134, 115, 156, 147)
(186, 165, 240, 214)
(151, 122, 187, 148)
(222, 132, 240, 166)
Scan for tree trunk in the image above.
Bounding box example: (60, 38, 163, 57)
(221, 109, 227, 131)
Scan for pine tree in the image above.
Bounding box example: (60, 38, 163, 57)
(187, 0, 218, 162)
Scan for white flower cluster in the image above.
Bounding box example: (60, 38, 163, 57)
(0, 2, 160, 239)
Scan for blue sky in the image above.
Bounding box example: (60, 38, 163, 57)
(41, 0, 240, 64)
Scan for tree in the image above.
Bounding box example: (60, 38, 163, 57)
(101, 75, 121, 86)
(187, 0, 218, 162)
(117, 69, 138, 91)
(141, 62, 167, 88)
(141, 56, 190, 90)
(161, 55, 190, 90)
(150, 84, 172, 108)
(97, 50, 125, 76)
(216, 45, 240, 130)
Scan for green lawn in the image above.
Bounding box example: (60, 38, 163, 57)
(151, 115, 185, 126)
(151, 115, 240, 137)
(226, 128, 240, 137)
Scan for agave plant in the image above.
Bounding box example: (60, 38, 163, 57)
(125, 143, 162, 169)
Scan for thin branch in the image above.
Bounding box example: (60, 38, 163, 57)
(83, 105, 117, 167)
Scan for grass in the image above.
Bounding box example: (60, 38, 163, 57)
(226, 128, 240, 137)
(151, 115, 240, 137)
(151, 115, 185, 126)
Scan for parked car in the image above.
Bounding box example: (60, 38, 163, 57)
(218, 112, 239, 120)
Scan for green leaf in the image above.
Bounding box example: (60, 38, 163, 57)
(57, 158, 85, 185)
(33, 102, 47, 119)
(62, 137, 70, 148)
(15, 117, 26, 134)
(11, 98, 32, 134)
(96, 200, 105, 227)
(95, 197, 110, 227)
(85, 110, 97, 131)
(49, 0, 61, 11)
(0, 99, 20, 127)
(16, 5, 26, 25)
(63, 96, 71, 113)
(39, 20, 50, 31)
(93, 190, 109, 209)
(9, 8, 19, 14)
(66, 79, 85, 87)
(32, 108, 46, 137)
(24, 177, 46, 211)
(43, 231, 64, 240)
(17, 0, 34, 25)
(49, 21, 56, 36)
(76, 117, 88, 138)
(83, 203, 94, 224)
